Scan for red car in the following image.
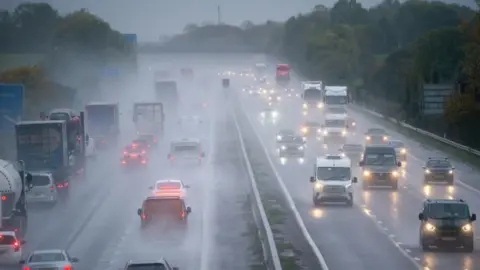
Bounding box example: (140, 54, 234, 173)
(121, 144, 148, 167)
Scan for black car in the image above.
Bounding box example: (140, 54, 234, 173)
(365, 128, 388, 145)
(423, 157, 455, 185)
(276, 129, 296, 142)
(419, 199, 476, 252)
(359, 145, 402, 190)
(137, 196, 191, 228)
(124, 259, 179, 270)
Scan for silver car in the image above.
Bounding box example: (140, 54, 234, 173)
(20, 249, 79, 269)
(26, 171, 58, 204)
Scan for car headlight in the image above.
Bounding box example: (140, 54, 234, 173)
(352, 122, 356, 126)
(261, 112, 265, 117)
(272, 111, 278, 117)
(449, 170, 453, 174)
(424, 223, 436, 232)
(400, 148, 406, 154)
(383, 136, 388, 141)
(277, 97, 281, 101)
(268, 96, 272, 100)
(298, 158, 304, 164)
(363, 170, 371, 177)
(301, 127, 308, 133)
(425, 169, 430, 174)
(276, 135, 282, 141)
(323, 130, 328, 136)
(462, 224, 472, 232)
(342, 130, 347, 136)
(270, 90, 274, 93)
(249, 90, 253, 94)
(314, 183, 323, 191)
(317, 103, 324, 108)
(281, 145, 286, 150)
(303, 103, 308, 109)
(366, 136, 371, 140)
(298, 146, 304, 150)
(391, 170, 399, 177)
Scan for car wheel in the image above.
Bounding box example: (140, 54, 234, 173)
(391, 181, 398, 190)
(464, 240, 474, 252)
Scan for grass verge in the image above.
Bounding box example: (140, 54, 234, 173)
(351, 105, 480, 170)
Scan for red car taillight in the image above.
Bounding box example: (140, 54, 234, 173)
(13, 240, 20, 252)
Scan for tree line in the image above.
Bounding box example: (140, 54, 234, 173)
(160, 0, 480, 149)
(0, 3, 132, 119)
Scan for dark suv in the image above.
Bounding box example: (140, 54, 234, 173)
(419, 199, 476, 252)
(423, 157, 455, 185)
(359, 145, 401, 190)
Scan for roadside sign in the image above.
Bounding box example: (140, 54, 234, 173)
(123, 34, 137, 47)
(0, 84, 24, 132)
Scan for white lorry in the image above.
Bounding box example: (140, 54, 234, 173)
(0, 160, 31, 238)
(324, 86, 348, 110)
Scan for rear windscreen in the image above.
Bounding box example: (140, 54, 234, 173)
(0, 235, 15, 245)
(127, 264, 166, 270)
(173, 145, 198, 152)
(31, 175, 50, 186)
(49, 113, 69, 121)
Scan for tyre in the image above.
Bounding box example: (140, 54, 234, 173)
(346, 199, 354, 207)
(313, 197, 321, 206)
(464, 240, 474, 253)
(420, 238, 430, 251)
(391, 181, 398, 190)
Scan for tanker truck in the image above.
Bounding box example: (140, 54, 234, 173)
(0, 159, 32, 239)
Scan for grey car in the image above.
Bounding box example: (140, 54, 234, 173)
(365, 128, 389, 145)
(20, 249, 79, 269)
(359, 145, 402, 190)
(125, 258, 179, 270)
(26, 171, 58, 204)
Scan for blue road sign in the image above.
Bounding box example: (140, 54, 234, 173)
(102, 68, 120, 78)
(0, 84, 24, 132)
(123, 34, 137, 46)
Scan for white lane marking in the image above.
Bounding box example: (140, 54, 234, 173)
(199, 92, 219, 270)
(359, 206, 421, 269)
(238, 100, 329, 269)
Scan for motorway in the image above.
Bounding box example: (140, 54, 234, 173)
(234, 59, 480, 270)
(13, 54, 258, 270)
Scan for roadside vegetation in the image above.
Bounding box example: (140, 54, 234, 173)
(153, 0, 480, 150)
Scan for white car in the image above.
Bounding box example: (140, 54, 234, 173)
(149, 179, 190, 198)
(85, 134, 96, 158)
(0, 231, 25, 265)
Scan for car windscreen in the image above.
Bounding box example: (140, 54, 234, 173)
(364, 152, 396, 166)
(127, 264, 166, 270)
(29, 253, 66, 262)
(325, 119, 345, 127)
(428, 203, 470, 219)
(327, 108, 347, 114)
(49, 112, 70, 121)
(303, 89, 322, 99)
(144, 199, 182, 215)
(317, 167, 351, 181)
(31, 175, 50, 186)
(427, 160, 450, 168)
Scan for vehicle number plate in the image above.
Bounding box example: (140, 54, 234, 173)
(441, 237, 456, 241)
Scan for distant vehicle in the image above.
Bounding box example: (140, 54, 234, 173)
(276, 64, 290, 84)
(20, 249, 79, 270)
(277, 135, 305, 164)
(137, 196, 191, 228)
(365, 128, 389, 145)
(124, 259, 179, 270)
(133, 102, 164, 144)
(254, 63, 267, 77)
(347, 117, 356, 131)
(260, 108, 279, 122)
(359, 145, 402, 190)
(222, 78, 230, 88)
(85, 102, 120, 149)
(276, 129, 296, 142)
(180, 67, 193, 77)
(238, 69, 253, 77)
(324, 86, 348, 109)
(168, 138, 205, 165)
(149, 179, 189, 199)
(0, 231, 25, 265)
(310, 155, 357, 206)
(321, 114, 348, 144)
(419, 199, 475, 252)
(339, 144, 364, 161)
(302, 81, 324, 114)
(423, 157, 455, 185)
(300, 121, 322, 140)
(388, 140, 407, 162)
(121, 144, 148, 168)
(155, 80, 179, 117)
(267, 93, 281, 106)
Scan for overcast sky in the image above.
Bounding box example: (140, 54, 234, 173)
(1, 0, 477, 41)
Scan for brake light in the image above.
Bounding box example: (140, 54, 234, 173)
(153, 138, 158, 143)
(1, 195, 6, 201)
(23, 267, 30, 270)
(141, 214, 146, 220)
(141, 150, 146, 154)
(132, 143, 137, 148)
(181, 211, 185, 218)
(50, 185, 54, 191)
(123, 151, 128, 155)
(141, 159, 147, 164)
(56, 183, 66, 188)
(64, 265, 72, 270)
(13, 240, 20, 252)
(169, 155, 174, 160)
(121, 160, 126, 165)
